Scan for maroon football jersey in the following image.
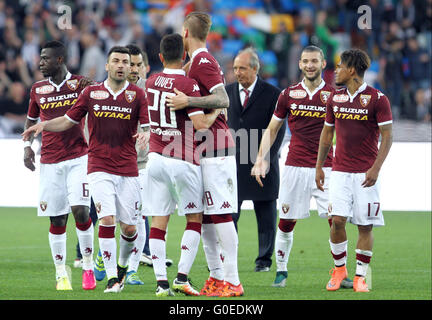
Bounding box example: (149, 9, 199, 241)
(27, 72, 88, 164)
(274, 80, 333, 167)
(66, 80, 149, 177)
(188, 48, 235, 153)
(325, 83, 393, 173)
(146, 68, 202, 164)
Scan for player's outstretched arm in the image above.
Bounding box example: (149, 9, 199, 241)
(22, 116, 75, 141)
(315, 124, 334, 191)
(362, 123, 393, 188)
(167, 86, 229, 111)
(251, 117, 284, 187)
(190, 109, 221, 131)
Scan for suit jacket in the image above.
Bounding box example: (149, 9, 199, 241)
(226, 77, 286, 201)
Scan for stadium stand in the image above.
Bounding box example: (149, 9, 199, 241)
(0, 0, 430, 139)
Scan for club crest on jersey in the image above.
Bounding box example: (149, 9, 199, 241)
(66, 79, 78, 91)
(320, 91, 331, 104)
(289, 89, 307, 99)
(333, 94, 349, 103)
(90, 90, 109, 100)
(125, 90, 136, 103)
(36, 85, 54, 94)
(360, 94, 371, 107)
(40, 201, 48, 211)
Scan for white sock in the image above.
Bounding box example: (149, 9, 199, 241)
(355, 249, 373, 277)
(76, 223, 94, 271)
(149, 228, 167, 281)
(98, 225, 117, 279)
(214, 221, 240, 285)
(329, 239, 348, 267)
(118, 230, 138, 268)
(128, 217, 146, 272)
(178, 222, 201, 276)
(202, 222, 224, 280)
(275, 228, 294, 272)
(49, 231, 67, 278)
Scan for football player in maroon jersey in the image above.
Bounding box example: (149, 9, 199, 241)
(316, 49, 393, 292)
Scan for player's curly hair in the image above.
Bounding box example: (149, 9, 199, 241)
(340, 49, 371, 78)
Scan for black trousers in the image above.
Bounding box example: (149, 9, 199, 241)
(232, 199, 277, 268)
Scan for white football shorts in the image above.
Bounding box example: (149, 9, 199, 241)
(88, 171, 141, 226)
(200, 155, 238, 215)
(278, 166, 331, 219)
(38, 154, 90, 217)
(139, 167, 150, 217)
(146, 152, 204, 216)
(328, 171, 384, 227)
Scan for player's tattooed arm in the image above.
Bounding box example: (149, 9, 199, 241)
(167, 86, 229, 110)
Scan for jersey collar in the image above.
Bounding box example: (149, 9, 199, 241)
(103, 79, 130, 100)
(347, 82, 367, 102)
(191, 47, 208, 62)
(48, 71, 72, 92)
(300, 78, 325, 100)
(163, 68, 186, 76)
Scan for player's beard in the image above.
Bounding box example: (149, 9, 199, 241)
(302, 69, 321, 82)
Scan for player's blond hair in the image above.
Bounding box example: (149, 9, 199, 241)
(183, 12, 212, 42)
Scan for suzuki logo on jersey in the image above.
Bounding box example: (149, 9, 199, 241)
(39, 93, 78, 109)
(198, 57, 211, 65)
(93, 105, 132, 120)
(291, 104, 326, 118)
(333, 105, 369, 120)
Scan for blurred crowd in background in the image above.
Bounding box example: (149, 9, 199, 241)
(0, 0, 431, 138)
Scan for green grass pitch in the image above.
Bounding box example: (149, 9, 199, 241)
(0, 207, 430, 301)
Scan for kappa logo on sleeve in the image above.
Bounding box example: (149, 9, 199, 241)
(198, 57, 211, 65)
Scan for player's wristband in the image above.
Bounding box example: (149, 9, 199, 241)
(24, 141, 32, 148)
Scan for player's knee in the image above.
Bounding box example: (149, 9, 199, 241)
(71, 205, 90, 224)
(122, 224, 137, 237)
(50, 214, 68, 227)
(331, 215, 347, 230)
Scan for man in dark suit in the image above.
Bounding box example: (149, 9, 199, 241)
(226, 48, 286, 272)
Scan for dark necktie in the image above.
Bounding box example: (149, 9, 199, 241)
(242, 88, 249, 108)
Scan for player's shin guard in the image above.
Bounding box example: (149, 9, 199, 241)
(76, 218, 94, 270)
(178, 222, 201, 276)
(149, 227, 167, 281)
(355, 249, 372, 277)
(275, 219, 296, 272)
(49, 224, 67, 278)
(213, 214, 240, 286)
(330, 239, 348, 267)
(128, 216, 146, 272)
(118, 230, 138, 267)
(201, 216, 224, 281)
(98, 225, 117, 279)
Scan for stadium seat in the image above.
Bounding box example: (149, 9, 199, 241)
(222, 39, 244, 56)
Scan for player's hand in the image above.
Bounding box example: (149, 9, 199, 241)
(22, 122, 45, 141)
(79, 77, 94, 88)
(315, 167, 325, 192)
(251, 157, 269, 188)
(133, 131, 150, 150)
(361, 166, 379, 188)
(222, 108, 228, 121)
(166, 88, 188, 110)
(24, 146, 36, 171)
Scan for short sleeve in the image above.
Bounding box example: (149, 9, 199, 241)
(138, 90, 149, 127)
(375, 91, 393, 126)
(66, 87, 89, 124)
(273, 89, 288, 121)
(27, 86, 40, 120)
(324, 92, 335, 126)
(193, 59, 224, 93)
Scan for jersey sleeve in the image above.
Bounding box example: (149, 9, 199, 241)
(27, 86, 40, 120)
(65, 87, 89, 124)
(375, 91, 393, 126)
(192, 58, 224, 93)
(272, 89, 288, 121)
(184, 79, 203, 116)
(324, 92, 335, 126)
(138, 90, 149, 127)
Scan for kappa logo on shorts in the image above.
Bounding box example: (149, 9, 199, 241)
(95, 202, 102, 214)
(185, 202, 197, 209)
(40, 201, 48, 212)
(220, 201, 232, 209)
